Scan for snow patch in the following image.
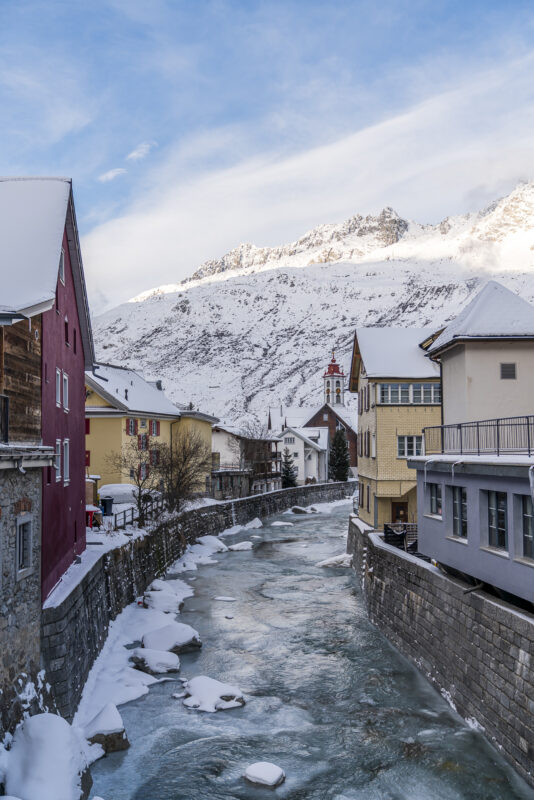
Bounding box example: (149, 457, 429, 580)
(316, 553, 353, 568)
(130, 647, 180, 674)
(142, 621, 201, 653)
(245, 761, 286, 787)
(228, 541, 253, 551)
(180, 676, 245, 712)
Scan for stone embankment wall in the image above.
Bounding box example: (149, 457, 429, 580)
(348, 516, 534, 788)
(43, 482, 352, 721)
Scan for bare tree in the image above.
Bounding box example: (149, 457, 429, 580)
(158, 428, 212, 512)
(105, 438, 162, 526)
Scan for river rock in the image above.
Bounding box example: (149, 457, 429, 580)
(181, 676, 245, 712)
(244, 761, 286, 787)
(85, 703, 130, 753)
(130, 647, 180, 675)
(291, 505, 308, 514)
(142, 621, 202, 653)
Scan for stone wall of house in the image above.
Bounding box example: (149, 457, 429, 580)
(348, 516, 534, 788)
(0, 468, 54, 739)
(42, 481, 353, 721)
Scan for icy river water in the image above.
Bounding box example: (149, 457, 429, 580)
(90, 502, 534, 800)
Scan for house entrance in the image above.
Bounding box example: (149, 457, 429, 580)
(391, 502, 408, 523)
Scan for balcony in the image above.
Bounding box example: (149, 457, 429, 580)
(424, 415, 534, 457)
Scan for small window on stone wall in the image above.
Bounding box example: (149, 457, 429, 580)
(16, 516, 32, 576)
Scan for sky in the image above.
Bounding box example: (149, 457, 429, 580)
(2, 0, 534, 310)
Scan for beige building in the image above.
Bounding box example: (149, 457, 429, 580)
(423, 280, 534, 425)
(349, 328, 441, 528)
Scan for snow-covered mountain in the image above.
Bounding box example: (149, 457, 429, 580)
(93, 182, 534, 423)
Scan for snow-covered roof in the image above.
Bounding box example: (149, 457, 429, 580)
(282, 426, 329, 451)
(85, 364, 182, 417)
(268, 403, 357, 432)
(0, 177, 71, 314)
(327, 403, 358, 431)
(355, 327, 439, 379)
(427, 280, 534, 355)
(214, 423, 280, 441)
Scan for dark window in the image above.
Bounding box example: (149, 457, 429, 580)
(64, 320, 69, 345)
(85, 450, 90, 467)
(500, 363, 516, 380)
(429, 483, 442, 516)
(46, 465, 52, 484)
(17, 518, 32, 572)
(488, 490, 507, 549)
(452, 486, 467, 537)
(523, 495, 533, 559)
(85, 418, 90, 435)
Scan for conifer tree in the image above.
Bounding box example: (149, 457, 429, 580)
(281, 446, 298, 488)
(329, 429, 350, 482)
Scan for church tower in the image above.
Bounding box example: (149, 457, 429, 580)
(323, 351, 346, 406)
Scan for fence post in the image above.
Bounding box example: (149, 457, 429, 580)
(459, 424, 462, 455)
(496, 418, 500, 456)
(527, 416, 531, 457)
(476, 421, 480, 456)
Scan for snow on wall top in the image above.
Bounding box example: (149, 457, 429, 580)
(356, 327, 439, 379)
(86, 363, 182, 417)
(428, 280, 534, 354)
(0, 177, 71, 313)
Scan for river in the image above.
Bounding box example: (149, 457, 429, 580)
(90, 501, 534, 799)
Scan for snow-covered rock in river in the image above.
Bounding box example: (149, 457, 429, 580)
(180, 676, 245, 712)
(197, 534, 228, 552)
(84, 703, 129, 753)
(228, 541, 253, 551)
(213, 596, 237, 602)
(245, 517, 263, 529)
(244, 761, 286, 787)
(291, 506, 309, 514)
(143, 591, 183, 614)
(316, 553, 353, 568)
(142, 621, 201, 653)
(4, 712, 92, 800)
(130, 647, 180, 675)
(271, 521, 293, 527)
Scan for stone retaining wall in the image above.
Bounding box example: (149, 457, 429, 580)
(42, 482, 352, 721)
(348, 516, 534, 788)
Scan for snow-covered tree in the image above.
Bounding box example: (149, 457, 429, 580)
(329, 429, 350, 482)
(281, 447, 298, 488)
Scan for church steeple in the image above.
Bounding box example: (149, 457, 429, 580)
(323, 350, 345, 406)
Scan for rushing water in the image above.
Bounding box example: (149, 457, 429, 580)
(90, 503, 534, 799)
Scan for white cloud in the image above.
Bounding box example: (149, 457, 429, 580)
(83, 52, 534, 310)
(98, 167, 127, 183)
(126, 141, 157, 161)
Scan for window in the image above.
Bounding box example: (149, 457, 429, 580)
(64, 318, 69, 345)
(151, 420, 160, 436)
(56, 369, 61, 406)
(500, 363, 516, 380)
(85, 450, 90, 467)
(16, 517, 32, 574)
(129, 467, 135, 479)
(452, 486, 467, 537)
(140, 418, 147, 428)
(150, 449, 159, 466)
(293, 452, 299, 458)
(371, 433, 376, 458)
(429, 483, 442, 516)
(397, 436, 422, 457)
(139, 463, 149, 480)
(63, 373, 69, 411)
(366, 485, 370, 512)
(323, 413, 328, 421)
(400, 384, 410, 403)
(488, 491, 507, 549)
(284, 437, 295, 444)
(359, 482, 363, 507)
(63, 440, 70, 485)
(522, 495, 533, 559)
(85, 418, 91, 435)
(55, 439, 61, 481)
(412, 384, 422, 403)
(127, 418, 136, 436)
(59, 248, 65, 284)
(138, 433, 148, 450)
(380, 384, 390, 403)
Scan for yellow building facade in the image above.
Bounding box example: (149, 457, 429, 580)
(350, 328, 442, 529)
(85, 363, 216, 490)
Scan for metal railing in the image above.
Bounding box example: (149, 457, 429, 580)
(113, 495, 164, 529)
(424, 415, 534, 457)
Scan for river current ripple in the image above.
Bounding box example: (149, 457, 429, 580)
(90, 503, 534, 799)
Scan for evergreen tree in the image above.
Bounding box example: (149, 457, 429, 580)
(281, 447, 298, 488)
(329, 429, 350, 482)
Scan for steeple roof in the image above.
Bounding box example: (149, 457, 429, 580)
(323, 350, 345, 377)
(427, 281, 534, 356)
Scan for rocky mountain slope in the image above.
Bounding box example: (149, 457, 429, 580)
(93, 182, 534, 423)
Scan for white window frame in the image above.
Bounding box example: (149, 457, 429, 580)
(56, 368, 61, 407)
(59, 248, 65, 285)
(284, 437, 295, 444)
(397, 435, 423, 458)
(127, 418, 136, 436)
(16, 514, 33, 578)
(63, 439, 70, 485)
(379, 383, 441, 405)
(139, 462, 148, 480)
(371, 433, 376, 458)
(140, 418, 147, 428)
(151, 420, 158, 435)
(55, 439, 61, 482)
(62, 372, 69, 412)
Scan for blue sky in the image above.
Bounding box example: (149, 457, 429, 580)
(2, 0, 534, 308)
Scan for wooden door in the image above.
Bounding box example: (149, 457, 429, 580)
(391, 502, 408, 523)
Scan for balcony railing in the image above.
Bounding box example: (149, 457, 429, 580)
(424, 415, 534, 457)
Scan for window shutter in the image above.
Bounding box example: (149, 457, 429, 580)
(134, 419, 138, 434)
(157, 420, 160, 436)
(365, 386, 370, 411)
(85, 450, 90, 466)
(85, 418, 90, 435)
(138, 435, 142, 450)
(125, 419, 130, 436)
